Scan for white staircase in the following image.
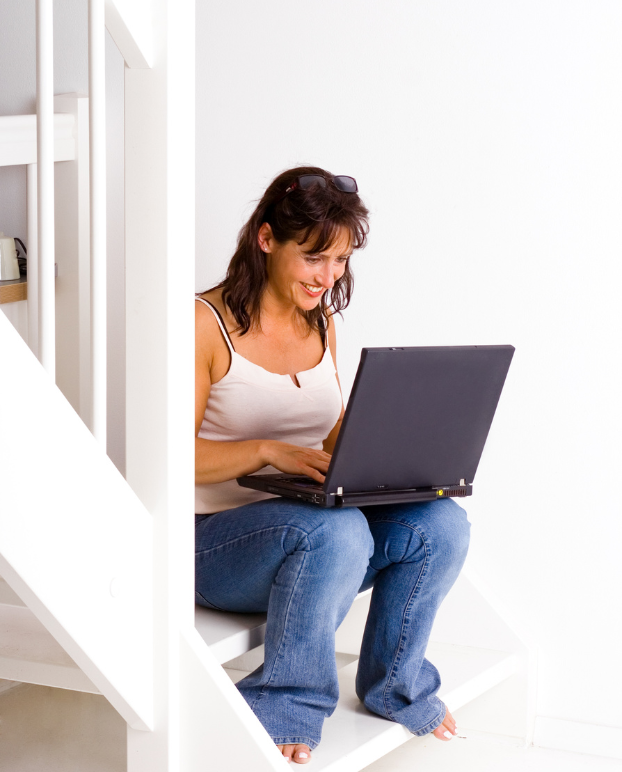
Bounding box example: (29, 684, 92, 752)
(0, 574, 526, 771)
(0, 3, 536, 769)
(0, 579, 98, 693)
(0, 229, 534, 769)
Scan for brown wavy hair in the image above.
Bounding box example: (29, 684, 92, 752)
(211, 166, 369, 336)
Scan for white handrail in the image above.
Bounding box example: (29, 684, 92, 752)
(89, 0, 107, 447)
(36, 0, 55, 378)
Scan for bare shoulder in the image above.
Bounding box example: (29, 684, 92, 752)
(196, 289, 234, 384)
(195, 290, 225, 360)
(325, 313, 338, 352)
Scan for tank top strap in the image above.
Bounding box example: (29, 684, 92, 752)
(195, 297, 236, 353)
(318, 314, 328, 349)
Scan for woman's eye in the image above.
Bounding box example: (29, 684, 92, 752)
(304, 257, 321, 265)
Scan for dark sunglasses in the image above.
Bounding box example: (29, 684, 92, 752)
(275, 174, 358, 203)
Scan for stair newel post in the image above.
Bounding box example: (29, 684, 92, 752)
(122, 0, 195, 767)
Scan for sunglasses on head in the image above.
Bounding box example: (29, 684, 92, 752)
(275, 174, 358, 203)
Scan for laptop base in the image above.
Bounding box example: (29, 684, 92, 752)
(237, 474, 472, 509)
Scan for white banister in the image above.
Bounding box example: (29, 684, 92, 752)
(89, 0, 107, 446)
(36, 0, 55, 377)
(0, 114, 75, 166)
(27, 163, 39, 359)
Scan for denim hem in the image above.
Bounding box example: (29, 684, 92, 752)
(409, 700, 446, 737)
(270, 736, 318, 751)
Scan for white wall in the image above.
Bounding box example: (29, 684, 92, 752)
(0, 0, 126, 473)
(196, 0, 622, 735)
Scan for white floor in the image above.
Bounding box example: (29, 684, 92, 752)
(363, 730, 622, 772)
(0, 682, 126, 772)
(0, 680, 620, 772)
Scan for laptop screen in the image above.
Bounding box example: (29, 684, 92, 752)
(324, 345, 514, 494)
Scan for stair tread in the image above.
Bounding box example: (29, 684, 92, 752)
(313, 645, 517, 771)
(1, 588, 516, 736)
(225, 644, 517, 772)
(0, 603, 99, 693)
(194, 590, 372, 666)
(195, 605, 268, 664)
(0, 597, 266, 690)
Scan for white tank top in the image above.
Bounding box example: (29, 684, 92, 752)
(195, 298, 343, 514)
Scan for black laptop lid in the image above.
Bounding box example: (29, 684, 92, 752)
(323, 345, 514, 494)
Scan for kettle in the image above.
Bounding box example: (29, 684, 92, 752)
(0, 233, 21, 281)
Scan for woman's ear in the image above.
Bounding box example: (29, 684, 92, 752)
(258, 222, 274, 254)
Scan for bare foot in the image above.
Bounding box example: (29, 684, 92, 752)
(432, 707, 457, 741)
(277, 744, 312, 764)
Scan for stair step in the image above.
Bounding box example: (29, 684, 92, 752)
(0, 602, 99, 693)
(1, 575, 517, 769)
(0, 582, 270, 692)
(195, 605, 267, 665)
(225, 644, 518, 772)
(194, 589, 372, 666)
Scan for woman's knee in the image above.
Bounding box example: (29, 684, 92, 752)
(376, 498, 469, 567)
(304, 506, 374, 568)
(423, 498, 470, 565)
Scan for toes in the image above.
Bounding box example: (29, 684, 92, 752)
(432, 707, 457, 741)
(292, 744, 311, 764)
(277, 744, 293, 762)
(433, 725, 452, 741)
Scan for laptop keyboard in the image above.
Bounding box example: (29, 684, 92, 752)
(275, 475, 322, 488)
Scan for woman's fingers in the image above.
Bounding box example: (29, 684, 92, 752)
(302, 465, 326, 484)
(267, 442, 332, 479)
(300, 451, 331, 482)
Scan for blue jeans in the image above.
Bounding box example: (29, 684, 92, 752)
(195, 497, 470, 750)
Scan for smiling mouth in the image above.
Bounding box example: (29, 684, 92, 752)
(300, 282, 326, 296)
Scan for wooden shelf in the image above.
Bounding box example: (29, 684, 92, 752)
(0, 278, 27, 305)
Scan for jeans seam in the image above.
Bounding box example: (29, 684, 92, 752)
(195, 524, 311, 558)
(412, 701, 446, 735)
(248, 550, 308, 711)
(378, 519, 429, 722)
(271, 736, 317, 750)
(194, 590, 225, 611)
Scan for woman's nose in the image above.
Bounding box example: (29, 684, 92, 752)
(319, 264, 335, 288)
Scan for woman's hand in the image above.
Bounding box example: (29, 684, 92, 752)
(262, 440, 331, 484)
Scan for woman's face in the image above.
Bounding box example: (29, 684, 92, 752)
(260, 224, 352, 312)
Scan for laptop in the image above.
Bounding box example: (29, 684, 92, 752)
(237, 345, 514, 508)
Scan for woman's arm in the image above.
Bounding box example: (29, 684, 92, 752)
(322, 314, 345, 455)
(195, 302, 331, 484)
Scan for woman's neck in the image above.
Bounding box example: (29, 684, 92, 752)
(258, 286, 304, 333)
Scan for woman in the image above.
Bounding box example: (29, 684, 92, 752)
(195, 166, 470, 764)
